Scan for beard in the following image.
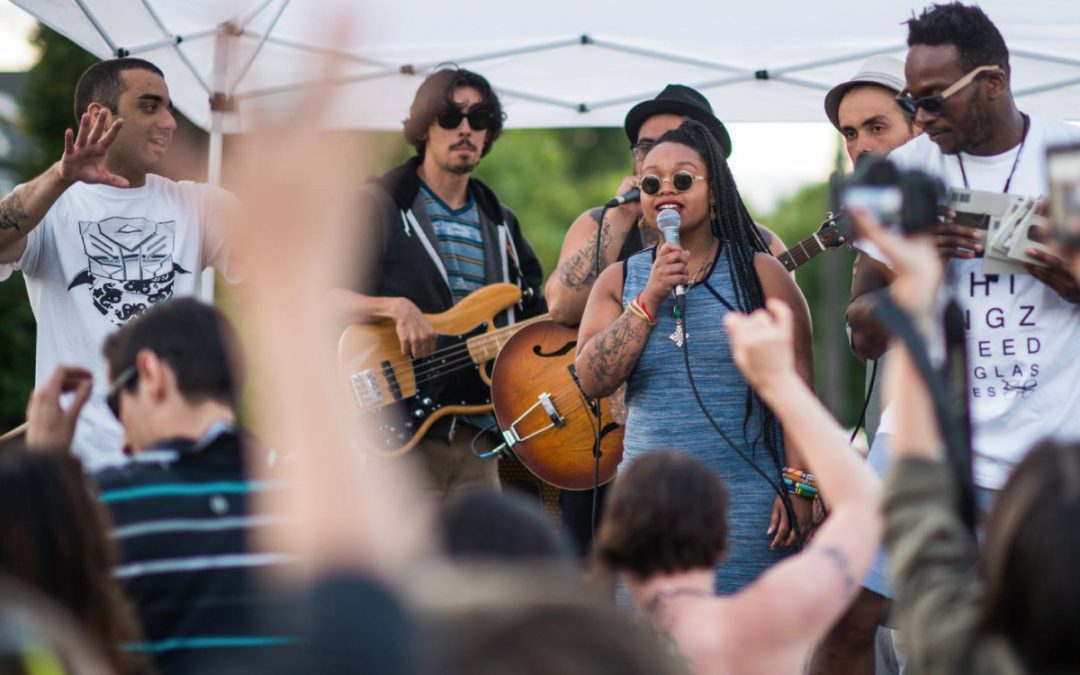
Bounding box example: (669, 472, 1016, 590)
(955, 84, 995, 154)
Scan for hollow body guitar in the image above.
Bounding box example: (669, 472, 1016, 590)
(338, 283, 546, 456)
(490, 212, 851, 490)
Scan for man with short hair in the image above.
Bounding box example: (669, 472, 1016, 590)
(0, 58, 235, 470)
(833, 5, 1080, 674)
(330, 67, 546, 498)
(544, 85, 790, 554)
(26, 298, 292, 675)
(812, 55, 915, 675)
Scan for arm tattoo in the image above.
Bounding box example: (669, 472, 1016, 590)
(0, 191, 28, 232)
(816, 544, 856, 593)
(585, 313, 647, 392)
(557, 214, 614, 291)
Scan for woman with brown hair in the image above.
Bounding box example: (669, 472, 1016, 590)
(0, 440, 146, 674)
(592, 298, 883, 674)
(858, 209, 1080, 675)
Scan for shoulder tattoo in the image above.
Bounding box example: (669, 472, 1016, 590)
(557, 212, 615, 290)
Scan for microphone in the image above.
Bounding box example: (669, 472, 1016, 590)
(657, 209, 685, 302)
(605, 188, 640, 208)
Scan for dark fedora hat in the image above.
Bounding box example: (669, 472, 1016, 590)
(624, 84, 732, 158)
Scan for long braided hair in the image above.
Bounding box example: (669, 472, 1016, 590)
(649, 119, 786, 484)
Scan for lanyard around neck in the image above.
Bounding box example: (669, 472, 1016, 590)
(957, 113, 1029, 193)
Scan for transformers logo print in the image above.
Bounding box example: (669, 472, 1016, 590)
(67, 217, 191, 325)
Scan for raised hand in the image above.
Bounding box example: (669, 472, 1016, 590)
(25, 365, 93, 452)
(724, 298, 797, 393)
(57, 110, 128, 188)
(850, 208, 942, 314)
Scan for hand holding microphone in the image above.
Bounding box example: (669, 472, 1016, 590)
(641, 209, 688, 315)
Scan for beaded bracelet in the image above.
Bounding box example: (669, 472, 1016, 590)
(783, 477, 819, 500)
(783, 467, 817, 486)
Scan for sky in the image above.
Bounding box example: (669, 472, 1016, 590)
(0, 0, 841, 213)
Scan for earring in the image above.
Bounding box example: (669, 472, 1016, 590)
(709, 201, 717, 221)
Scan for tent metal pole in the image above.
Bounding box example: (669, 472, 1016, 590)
(70, 0, 119, 54)
(199, 24, 232, 303)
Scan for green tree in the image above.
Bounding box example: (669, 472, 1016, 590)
(759, 181, 866, 425)
(0, 26, 98, 433)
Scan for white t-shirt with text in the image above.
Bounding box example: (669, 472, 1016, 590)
(0, 175, 232, 470)
(868, 115, 1080, 489)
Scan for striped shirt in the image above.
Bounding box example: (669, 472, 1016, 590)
(94, 424, 296, 674)
(419, 180, 486, 303)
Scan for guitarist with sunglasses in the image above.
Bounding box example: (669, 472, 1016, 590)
(327, 67, 546, 499)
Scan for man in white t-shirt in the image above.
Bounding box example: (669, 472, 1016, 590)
(846, 7, 1080, 669)
(0, 58, 233, 469)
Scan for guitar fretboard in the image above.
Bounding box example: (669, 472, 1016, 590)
(467, 313, 549, 364)
(776, 232, 827, 272)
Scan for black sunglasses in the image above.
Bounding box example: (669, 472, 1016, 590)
(639, 170, 706, 196)
(106, 365, 138, 420)
(437, 107, 496, 131)
(895, 65, 1001, 117)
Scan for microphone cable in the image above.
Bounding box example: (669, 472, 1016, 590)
(678, 294, 806, 549)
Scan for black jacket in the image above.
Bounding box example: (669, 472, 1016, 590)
(356, 156, 546, 325)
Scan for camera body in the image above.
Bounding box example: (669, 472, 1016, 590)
(842, 155, 945, 235)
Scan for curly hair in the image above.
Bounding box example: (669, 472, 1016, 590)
(402, 66, 506, 159)
(594, 451, 728, 579)
(906, 3, 1010, 75)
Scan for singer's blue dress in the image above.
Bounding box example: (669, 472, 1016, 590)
(621, 244, 792, 595)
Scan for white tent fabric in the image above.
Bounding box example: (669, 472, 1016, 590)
(11, 0, 1080, 134)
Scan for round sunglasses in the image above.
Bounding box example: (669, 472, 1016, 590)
(895, 64, 1001, 117)
(437, 107, 496, 131)
(639, 170, 707, 195)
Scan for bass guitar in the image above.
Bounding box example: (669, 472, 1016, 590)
(338, 283, 546, 456)
(490, 212, 851, 489)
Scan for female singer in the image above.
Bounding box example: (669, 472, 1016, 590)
(576, 119, 814, 593)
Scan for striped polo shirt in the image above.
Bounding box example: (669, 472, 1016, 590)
(419, 180, 486, 303)
(94, 424, 297, 674)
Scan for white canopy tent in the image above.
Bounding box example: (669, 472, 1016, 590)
(12, 0, 1080, 132)
(10, 0, 1080, 296)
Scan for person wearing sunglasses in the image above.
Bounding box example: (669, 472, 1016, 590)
(328, 66, 546, 499)
(23, 298, 295, 674)
(544, 85, 788, 557)
(838, 5, 1080, 674)
(576, 119, 815, 595)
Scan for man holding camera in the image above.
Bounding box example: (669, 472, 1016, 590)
(876, 2, 1080, 496)
(839, 5, 1080, 673)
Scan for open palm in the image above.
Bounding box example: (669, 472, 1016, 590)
(58, 110, 129, 188)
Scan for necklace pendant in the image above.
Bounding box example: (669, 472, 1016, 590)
(669, 320, 687, 348)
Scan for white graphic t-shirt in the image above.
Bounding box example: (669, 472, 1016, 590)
(866, 116, 1080, 489)
(0, 175, 233, 470)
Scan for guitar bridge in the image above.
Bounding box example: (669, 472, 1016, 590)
(350, 369, 384, 409)
(500, 392, 564, 449)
